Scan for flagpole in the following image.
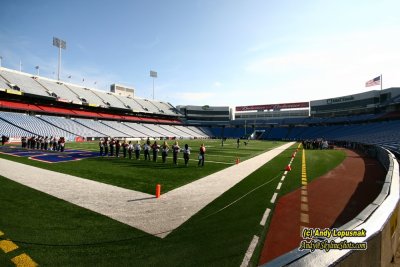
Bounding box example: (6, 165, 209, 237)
(379, 74, 382, 107)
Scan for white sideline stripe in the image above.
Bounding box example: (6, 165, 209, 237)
(240, 235, 259, 267)
(284, 171, 288, 175)
(281, 176, 285, 182)
(0, 142, 294, 238)
(277, 182, 282, 190)
(271, 192, 278, 203)
(260, 208, 271, 226)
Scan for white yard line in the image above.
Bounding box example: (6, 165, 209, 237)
(240, 235, 259, 267)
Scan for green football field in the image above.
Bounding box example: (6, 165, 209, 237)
(0, 140, 345, 266)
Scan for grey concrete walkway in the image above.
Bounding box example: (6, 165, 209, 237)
(0, 142, 294, 238)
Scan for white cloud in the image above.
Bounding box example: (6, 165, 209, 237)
(213, 81, 222, 87)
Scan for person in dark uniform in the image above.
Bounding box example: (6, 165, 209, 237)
(104, 138, 109, 156)
(115, 139, 120, 157)
(122, 140, 127, 158)
(183, 144, 191, 167)
(109, 138, 115, 156)
(172, 141, 180, 165)
(198, 143, 206, 167)
(128, 141, 133, 159)
(1, 135, 7, 146)
(59, 137, 66, 152)
(144, 139, 151, 160)
(237, 138, 240, 149)
(151, 141, 160, 162)
(99, 138, 104, 156)
(134, 141, 141, 160)
(161, 141, 169, 163)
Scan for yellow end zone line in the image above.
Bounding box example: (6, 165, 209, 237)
(0, 229, 38, 266)
(300, 148, 310, 229)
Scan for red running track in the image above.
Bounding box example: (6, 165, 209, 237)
(259, 148, 386, 265)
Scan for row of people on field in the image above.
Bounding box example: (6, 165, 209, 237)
(21, 136, 66, 152)
(99, 138, 206, 166)
(302, 139, 329, 150)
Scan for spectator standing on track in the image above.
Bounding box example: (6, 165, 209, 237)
(237, 138, 240, 149)
(134, 140, 141, 160)
(172, 141, 180, 165)
(144, 139, 151, 160)
(151, 141, 160, 162)
(182, 144, 191, 167)
(198, 143, 206, 167)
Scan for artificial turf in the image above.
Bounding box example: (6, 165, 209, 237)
(0, 142, 346, 266)
(0, 139, 282, 194)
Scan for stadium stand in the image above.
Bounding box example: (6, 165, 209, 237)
(100, 120, 146, 138)
(92, 91, 127, 109)
(0, 111, 76, 140)
(39, 115, 105, 138)
(113, 95, 146, 112)
(36, 79, 82, 103)
(144, 124, 176, 137)
(0, 68, 52, 97)
(0, 75, 10, 90)
(64, 83, 106, 107)
(0, 117, 33, 137)
(73, 118, 129, 137)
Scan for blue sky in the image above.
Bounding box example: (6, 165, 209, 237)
(1, 0, 399, 107)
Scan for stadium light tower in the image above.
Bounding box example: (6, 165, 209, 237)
(53, 37, 66, 81)
(35, 66, 40, 76)
(150, 70, 157, 100)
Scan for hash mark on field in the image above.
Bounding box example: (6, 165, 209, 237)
(11, 253, 38, 267)
(240, 235, 259, 267)
(284, 171, 288, 175)
(260, 208, 271, 226)
(276, 182, 282, 190)
(301, 196, 308, 203)
(301, 190, 307, 196)
(271, 193, 278, 203)
(281, 175, 285, 182)
(0, 239, 19, 253)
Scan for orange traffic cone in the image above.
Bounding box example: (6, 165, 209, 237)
(156, 184, 161, 198)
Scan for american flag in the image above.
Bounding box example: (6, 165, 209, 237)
(365, 76, 380, 87)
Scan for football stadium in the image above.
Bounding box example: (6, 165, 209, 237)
(1, 1, 400, 267)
